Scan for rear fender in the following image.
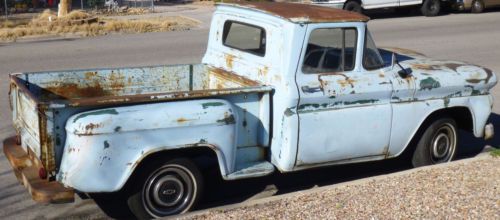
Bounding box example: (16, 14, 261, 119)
(57, 99, 238, 192)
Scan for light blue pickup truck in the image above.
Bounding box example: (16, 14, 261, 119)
(4, 2, 497, 218)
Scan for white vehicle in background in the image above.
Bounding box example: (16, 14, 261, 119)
(311, 0, 451, 16)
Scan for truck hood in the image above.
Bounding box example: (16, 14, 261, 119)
(381, 47, 498, 101)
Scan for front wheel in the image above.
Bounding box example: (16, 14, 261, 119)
(128, 158, 203, 219)
(412, 118, 458, 167)
(421, 0, 441, 16)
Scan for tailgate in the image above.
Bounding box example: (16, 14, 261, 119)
(10, 76, 56, 175)
(10, 82, 41, 157)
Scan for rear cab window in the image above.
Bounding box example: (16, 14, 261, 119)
(222, 21, 266, 57)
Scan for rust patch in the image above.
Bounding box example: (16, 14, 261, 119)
(84, 71, 98, 80)
(258, 66, 269, 78)
(319, 72, 355, 88)
(43, 83, 109, 100)
(176, 117, 192, 123)
(224, 2, 369, 23)
(85, 123, 101, 132)
(225, 54, 235, 69)
(209, 67, 260, 87)
(337, 78, 356, 88)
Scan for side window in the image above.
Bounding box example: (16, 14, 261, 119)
(302, 28, 357, 73)
(363, 31, 385, 70)
(222, 21, 266, 57)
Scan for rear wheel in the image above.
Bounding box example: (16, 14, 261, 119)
(344, 1, 363, 14)
(127, 158, 203, 219)
(471, 0, 485, 13)
(412, 118, 458, 167)
(421, 0, 441, 16)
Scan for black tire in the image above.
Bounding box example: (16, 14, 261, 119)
(471, 0, 485, 13)
(412, 118, 458, 167)
(127, 158, 203, 219)
(344, 1, 363, 14)
(421, 0, 441, 16)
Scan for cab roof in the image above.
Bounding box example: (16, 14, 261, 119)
(217, 2, 370, 24)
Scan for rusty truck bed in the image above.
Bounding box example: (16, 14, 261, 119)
(10, 64, 270, 108)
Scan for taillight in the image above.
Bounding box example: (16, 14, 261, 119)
(39, 167, 47, 179)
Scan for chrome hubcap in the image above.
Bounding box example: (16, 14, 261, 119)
(430, 123, 456, 163)
(143, 165, 195, 217)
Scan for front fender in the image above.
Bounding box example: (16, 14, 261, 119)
(57, 99, 238, 192)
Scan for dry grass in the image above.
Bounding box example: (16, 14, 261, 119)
(0, 10, 198, 41)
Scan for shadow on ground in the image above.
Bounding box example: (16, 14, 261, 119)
(90, 114, 498, 219)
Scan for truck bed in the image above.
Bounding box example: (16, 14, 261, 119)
(9, 64, 272, 176)
(11, 64, 269, 107)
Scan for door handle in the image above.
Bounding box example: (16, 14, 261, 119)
(301, 85, 322, 93)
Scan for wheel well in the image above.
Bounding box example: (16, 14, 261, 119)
(123, 147, 220, 191)
(399, 107, 473, 159)
(426, 107, 474, 132)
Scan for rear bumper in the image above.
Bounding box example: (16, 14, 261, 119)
(3, 136, 74, 203)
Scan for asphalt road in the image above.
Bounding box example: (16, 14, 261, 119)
(0, 8, 499, 219)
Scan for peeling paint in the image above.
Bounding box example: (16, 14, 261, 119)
(73, 109, 118, 123)
(202, 102, 225, 109)
(344, 99, 378, 105)
(103, 141, 110, 149)
(419, 77, 441, 91)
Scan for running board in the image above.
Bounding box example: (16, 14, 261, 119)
(225, 161, 275, 180)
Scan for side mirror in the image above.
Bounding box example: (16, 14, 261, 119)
(392, 52, 412, 78)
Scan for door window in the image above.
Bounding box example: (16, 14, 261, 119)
(302, 28, 357, 73)
(363, 31, 385, 70)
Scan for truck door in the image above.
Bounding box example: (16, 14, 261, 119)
(294, 23, 393, 167)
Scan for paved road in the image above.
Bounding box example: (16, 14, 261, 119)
(0, 8, 499, 219)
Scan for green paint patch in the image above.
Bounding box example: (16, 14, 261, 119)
(202, 102, 225, 109)
(104, 141, 110, 149)
(297, 104, 320, 110)
(419, 77, 441, 91)
(344, 99, 378, 105)
(471, 90, 482, 96)
(329, 95, 336, 99)
(73, 109, 118, 123)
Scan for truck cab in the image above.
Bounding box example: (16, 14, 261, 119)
(3, 2, 496, 218)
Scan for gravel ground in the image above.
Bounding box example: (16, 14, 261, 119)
(184, 154, 500, 219)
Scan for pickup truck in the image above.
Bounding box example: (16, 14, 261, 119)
(3, 2, 497, 218)
(311, 0, 453, 16)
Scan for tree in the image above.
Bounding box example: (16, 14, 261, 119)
(58, 0, 72, 17)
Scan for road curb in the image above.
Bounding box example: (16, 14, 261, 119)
(174, 152, 495, 219)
